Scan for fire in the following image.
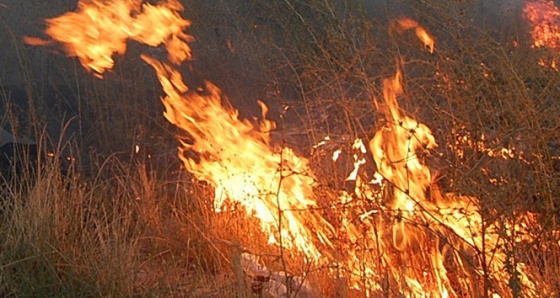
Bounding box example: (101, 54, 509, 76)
(524, 0, 560, 49)
(140, 55, 334, 258)
(23, 0, 192, 75)
(524, 0, 560, 70)
(365, 68, 540, 297)
(450, 127, 530, 164)
(394, 17, 435, 53)
(30, 1, 550, 296)
(26, 0, 334, 260)
(370, 68, 437, 215)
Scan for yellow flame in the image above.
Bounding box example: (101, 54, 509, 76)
(24, 0, 192, 75)
(332, 149, 342, 161)
(524, 0, 560, 70)
(394, 17, 435, 53)
(140, 55, 334, 258)
(366, 67, 540, 296)
(524, 0, 560, 49)
(29, 2, 548, 296)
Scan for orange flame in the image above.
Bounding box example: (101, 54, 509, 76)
(523, 0, 560, 71)
(29, 2, 549, 296)
(24, 0, 192, 75)
(366, 67, 541, 297)
(524, 0, 560, 49)
(26, 0, 334, 261)
(394, 17, 435, 53)
(371, 67, 437, 214)
(141, 55, 334, 258)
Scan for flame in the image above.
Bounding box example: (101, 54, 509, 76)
(29, 2, 550, 296)
(524, 0, 560, 70)
(366, 67, 541, 297)
(394, 17, 435, 53)
(370, 68, 437, 214)
(140, 55, 335, 258)
(524, 0, 560, 49)
(332, 149, 342, 161)
(24, 0, 192, 75)
(344, 138, 367, 182)
(27, 0, 334, 262)
(450, 127, 531, 164)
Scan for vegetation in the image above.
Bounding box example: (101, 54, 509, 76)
(0, 0, 559, 296)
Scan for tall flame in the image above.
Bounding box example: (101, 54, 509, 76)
(140, 55, 334, 259)
(29, 1, 549, 296)
(370, 68, 437, 216)
(25, 0, 334, 261)
(366, 67, 540, 297)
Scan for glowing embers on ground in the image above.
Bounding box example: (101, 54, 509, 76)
(24, 0, 192, 75)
